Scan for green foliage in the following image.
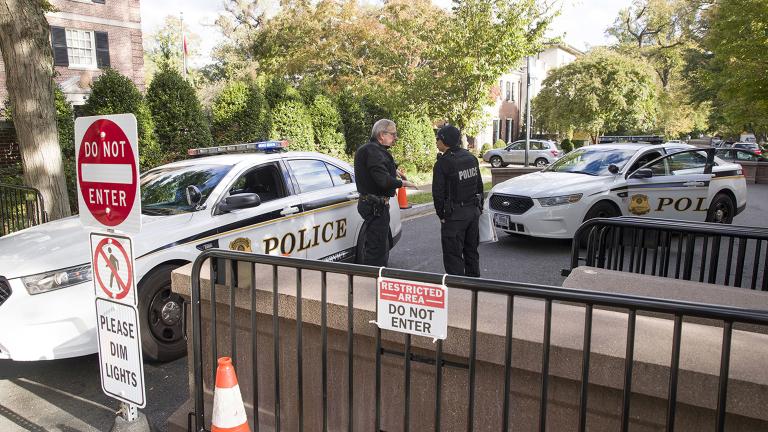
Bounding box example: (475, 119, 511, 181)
(479, 143, 492, 157)
(54, 87, 77, 213)
(336, 89, 392, 154)
(697, 0, 768, 138)
(143, 15, 201, 84)
(573, 140, 585, 149)
(82, 69, 162, 169)
(390, 112, 436, 173)
(269, 100, 314, 151)
(560, 138, 573, 153)
(264, 76, 301, 108)
(533, 49, 659, 142)
(494, 139, 506, 149)
(147, 66, 212, 162)
(211, 80, 271, 144)
(309, 94, 346, 158)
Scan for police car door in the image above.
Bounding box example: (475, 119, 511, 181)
(626, 149, 714, 221)
(215, 162, 309, 258)
(285, 158, 361, 262)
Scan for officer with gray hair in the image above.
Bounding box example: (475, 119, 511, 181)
(353, 119, 415, 265)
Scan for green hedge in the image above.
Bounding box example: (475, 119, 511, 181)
(560, 138, 573, 153)
(147, 66, 212, 160)
(494, 139, 506, 149)
(82, 68, 161, 169)
(480, 143, 492, 157)
(211, 81, 271, 145)
(391, 113, 436, 173)
(55, 87, 77, 213)
(309, 94, 346, 158)
(264, 76, 302, 108)
(270, 100, 314, 151)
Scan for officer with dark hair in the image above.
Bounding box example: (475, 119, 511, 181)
(354, 119, 415, 266)
(432, 124, 483, 276)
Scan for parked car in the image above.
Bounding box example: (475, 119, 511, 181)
(716, 148, 768, 163)
(0, 142, 402, 361)
(485, 143, 747, 239)
(732, 142, 762, 156)
(482, 140, 562, 168)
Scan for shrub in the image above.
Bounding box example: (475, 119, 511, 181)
(82, 68, 161, 169)
(391, 113, 436, 173)
(54, 87, 78, 213)
(309, 94, 346, 158)
(270, 100, 314, 151)
(480, 143, 492, 157)
(264, 76, 301, 108)
(211, 81, 270, 145)
(560, 138, 573, 153)
(147, 66, 212, 160)
(494, 139, 506, 149)
(336, 90, 369, 154)
(573, 140, 585, 149)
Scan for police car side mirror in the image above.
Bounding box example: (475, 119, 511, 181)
(630, 168, 653, 179)
(219, 193, 261, 212)
(608, 164, 619, 174)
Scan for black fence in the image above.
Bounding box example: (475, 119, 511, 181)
(187, 250, 768, 432)
(0, 183, 47, 236)
(571, 217, 768, 290)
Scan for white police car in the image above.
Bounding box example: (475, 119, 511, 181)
(0, 141, 402, 361)
(486, 143, 747, 239)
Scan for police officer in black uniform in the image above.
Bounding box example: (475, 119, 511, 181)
(354, 119, 415, 266)
(432, 124, 483, 276)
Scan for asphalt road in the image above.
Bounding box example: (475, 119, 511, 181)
(1, 183, 767, 431)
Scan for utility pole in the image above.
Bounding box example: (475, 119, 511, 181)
(524, 56, 532, 167)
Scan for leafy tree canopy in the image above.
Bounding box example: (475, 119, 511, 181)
(532, 49, 659, 142)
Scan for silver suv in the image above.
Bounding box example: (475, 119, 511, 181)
(483, 140, 562, 168)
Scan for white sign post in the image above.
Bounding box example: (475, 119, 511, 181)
(76, 114, 146, 423)
(374, 276, 448, 341)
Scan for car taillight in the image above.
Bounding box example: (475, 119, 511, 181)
(550, 149, 559, 157)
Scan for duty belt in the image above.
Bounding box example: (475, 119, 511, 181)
(453, 196, 480, 207)
(360, 194, 390, 205)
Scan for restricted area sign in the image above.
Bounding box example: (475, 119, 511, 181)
(95, 298, 146, 408)
(375, 276, 448, 341)
(75, 114, 141, 233)
(90, 232, 137, 305)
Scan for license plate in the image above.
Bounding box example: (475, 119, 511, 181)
(494, 213, 510, 229)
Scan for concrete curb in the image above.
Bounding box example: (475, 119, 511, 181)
(400, 202, 435, 221)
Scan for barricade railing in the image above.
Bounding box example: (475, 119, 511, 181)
(570, 217, 768, 290)
(0, 183, 47, 236)
(187, 250, 768, 432)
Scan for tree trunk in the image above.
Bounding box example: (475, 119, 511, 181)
(0, 0, 71, 220)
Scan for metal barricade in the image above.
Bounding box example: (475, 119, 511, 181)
(571, 217, 768, 290)
(0, 183, 47, 236)
(186, 250, 768, 432)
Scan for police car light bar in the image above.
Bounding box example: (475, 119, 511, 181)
(187, 140, 289, 157)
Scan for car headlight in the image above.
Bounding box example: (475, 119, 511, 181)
(22, 264, 92, 295)
(537, 194, 583, 207)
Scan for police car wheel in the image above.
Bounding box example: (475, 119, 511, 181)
(706, 193, 735, 224)
(534, 158, 548, 168)
(138, 264, 187, 362)
(584, 201, 620, 221)
(490, 156, 504, 168)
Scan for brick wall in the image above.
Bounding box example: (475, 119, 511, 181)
(0, 121, 20, 172)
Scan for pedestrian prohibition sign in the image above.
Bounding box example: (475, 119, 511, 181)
(91, 232, 137, 306)
(75, 114, 141, 233)
(374, 276, 448, 342)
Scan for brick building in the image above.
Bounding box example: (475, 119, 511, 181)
(0, 0, 145, 170)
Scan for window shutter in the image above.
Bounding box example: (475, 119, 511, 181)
(92, 0, 106, 4)
(50, 27, 69, 67)
(95, 31, 110, 68)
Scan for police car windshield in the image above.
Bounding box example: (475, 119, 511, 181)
(545, 147, 636, 176)
(140, 164, 232, 215)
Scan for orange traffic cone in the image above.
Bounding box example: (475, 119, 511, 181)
(397, 186, 412, 209)
(211, 357, 250, 432)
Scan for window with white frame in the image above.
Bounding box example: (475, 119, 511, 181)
(65, 29, 96, 68)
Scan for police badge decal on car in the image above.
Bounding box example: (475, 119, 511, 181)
(629, 194, 651, 215)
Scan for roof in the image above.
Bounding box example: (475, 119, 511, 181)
(154, 151, 351, 170)
(545, 42, 585, 57)
(580, 142, 693, 152)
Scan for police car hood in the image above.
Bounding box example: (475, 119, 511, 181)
(0, 214, 181, 280)
(492, 171, 612, 198)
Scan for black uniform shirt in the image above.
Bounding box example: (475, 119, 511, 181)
(354, 139, 403, 197)
(432, 146, 483, 219)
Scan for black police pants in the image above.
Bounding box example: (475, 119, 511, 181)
(357, 200, 390, 266)
(441, 206, 481, 277)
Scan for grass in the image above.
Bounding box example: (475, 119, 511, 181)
(406, 181, 493, 206)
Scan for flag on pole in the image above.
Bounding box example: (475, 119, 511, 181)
(180, 12, 188, 80)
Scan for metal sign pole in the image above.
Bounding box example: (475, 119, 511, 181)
(525, 56, 532, 167)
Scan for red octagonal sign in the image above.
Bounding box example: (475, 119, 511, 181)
(75, 114, 141, 232)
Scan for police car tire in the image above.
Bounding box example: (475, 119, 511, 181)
(534, 158, 548, 168)
(706, 193, 735, 224)
(490, 156, 505, 168)
(584, 201, 620, 221)
(138, 264, 187, 362)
